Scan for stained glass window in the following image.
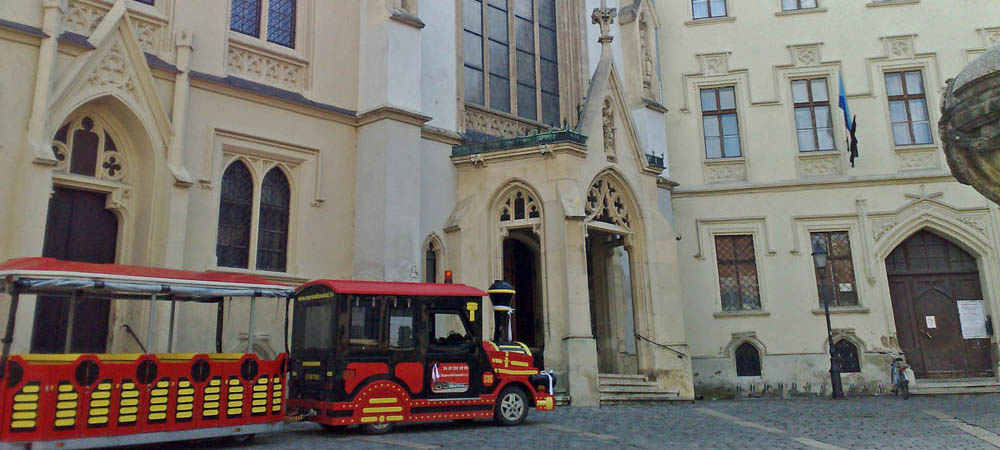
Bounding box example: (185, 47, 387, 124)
(267, 0, 296, 48)
(217, 162, 254, 268)
(735, 342, 761, 376)
(464, 0, 560, 126)
(715, 235, 761, 311)
(811, 231, 858, 307)
(256, 168, 290, 272)
(230, 0, 261, 37)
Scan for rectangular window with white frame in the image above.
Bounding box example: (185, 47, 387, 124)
(701, 86, 741, 159)
(885, 70, 932, 146)
(692, 0, 727, 19)
(792, 78, 835, 152)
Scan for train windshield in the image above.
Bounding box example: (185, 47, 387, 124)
(292, 286, 336, 352)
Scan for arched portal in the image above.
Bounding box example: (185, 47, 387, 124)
(31, 98, 157, 354)
(886, 229, 993, 379)
(492, 182, 545, 364)
(585, 171, 642, 375)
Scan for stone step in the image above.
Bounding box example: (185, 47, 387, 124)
(911, 381, 1000, 395)
(599, 378, 658, 387)
(599, 385, 680, 395)
(554, 394, 572, 406)
(599, 392, 682, 404)
(598, 373, 649, 380)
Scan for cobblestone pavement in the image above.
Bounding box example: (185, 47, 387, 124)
(143, 395, 1000, 449)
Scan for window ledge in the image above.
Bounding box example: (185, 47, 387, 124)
(705, 157, 746, 164)
(775, 7, 827, 16)
(390, 9, 425, 29)
(867, 0, 919, 7)
(228, 32, 309, 64)
(893, 143, 938, 152)
(811, 306, 870, 315)
(684, 16, 736, 27)
(713, 310, 771, 319)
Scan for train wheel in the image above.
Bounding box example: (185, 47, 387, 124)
(494, 386, 529, 426)
(361, 422, 395, 435)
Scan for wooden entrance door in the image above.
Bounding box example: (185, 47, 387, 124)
(886, 230, 993, 378)
(31, 187, 118, 353)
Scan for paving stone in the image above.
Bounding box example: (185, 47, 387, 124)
(134, 394, 1000, 449)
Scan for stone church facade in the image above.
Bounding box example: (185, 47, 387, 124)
(0, 0, 997, 406)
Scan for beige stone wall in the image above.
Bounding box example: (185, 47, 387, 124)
(655, 0, 1000, 393)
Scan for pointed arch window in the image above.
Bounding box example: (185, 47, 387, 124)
(735, 342, 761, 377)
(257, 168, 290, 272)
(497, 187, 542, 227)
(216, 160, 293, 272)
(425, 240, 439, 283)
(833, 339, 861, 373)
(52, 116, 128, 181)
(217, 162, 255, 269)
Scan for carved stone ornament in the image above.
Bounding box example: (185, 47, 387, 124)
(227, 41, 307, 91)
(940, 45, 1000, 205)
(52, 116, 129, 182)
(705, 160, 747, 183)
(88, 42, 138, 99)
(639, 14, 655, 98)
(585, 176, 631, 231)
(602, 98, 616, 161)
(591, 0, 617, 44)
(464, 106, 542, 139)
(62, 0, 164, 52)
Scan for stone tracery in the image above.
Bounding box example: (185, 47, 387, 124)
(585, 176, 632, 231)
(52, 115, 129, 182)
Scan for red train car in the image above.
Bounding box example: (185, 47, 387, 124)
(0, 257, 293, 449)
(286, 279, 555, 434)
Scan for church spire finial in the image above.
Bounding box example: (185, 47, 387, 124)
(592, 0, 617, 45)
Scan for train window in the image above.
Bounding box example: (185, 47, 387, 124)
(430, 312, 470, 346)
(349, 296, 381, 347)
(389, 299, 415, 349)
(292, 287, 335, 351)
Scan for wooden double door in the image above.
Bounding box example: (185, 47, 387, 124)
(31, 187, 118, 353)
(886, 230, 993, 379)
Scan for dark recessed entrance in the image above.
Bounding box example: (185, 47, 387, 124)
(502, 230, 544, 366)
(886, 230, 993, 379)
(31, 187, 118, 353)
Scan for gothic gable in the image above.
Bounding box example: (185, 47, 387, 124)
(48, 0, 172, 153)
(579, 54, 660, 176)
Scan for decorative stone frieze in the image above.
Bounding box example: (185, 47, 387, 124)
(881, 35, 917, 60)
(226, 40, 308, 91)
(463, 105, 544, 139)
(62, 0, 166, 53)
(895, 147, 939, 171)
(698, 52, 730, 77)
(704, 159, 747, 183)
(789, 43, 822, 68)
(797, 152, 842, 177)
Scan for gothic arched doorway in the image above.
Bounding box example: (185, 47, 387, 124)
(31, 114, 126, 353)
(886, 230, 993, 379)
(585, 173, 640, 375)
(493, 184, 545, 365)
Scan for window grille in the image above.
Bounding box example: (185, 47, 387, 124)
(267, 0, 296, 48)
(217, 162, 255, 268)
(833, 339, 861, 373)
(715, 235, 761, 311)
(810, 231, 858, 307)
(230, 0, 262, 37)
(735, 342, 761, 376)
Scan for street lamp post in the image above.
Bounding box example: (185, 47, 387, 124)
(813, 242, 845, 399)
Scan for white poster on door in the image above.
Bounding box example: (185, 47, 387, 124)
(958, 300, 988, 339)
(925, 315, 936, 329)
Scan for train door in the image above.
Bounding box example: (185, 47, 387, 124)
(425, 300, 485, 399)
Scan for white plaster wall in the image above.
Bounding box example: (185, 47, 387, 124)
(419, 1, 458, 130)
(358, 0, 423, 112)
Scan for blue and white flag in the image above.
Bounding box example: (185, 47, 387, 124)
(839, 72, 859, 166)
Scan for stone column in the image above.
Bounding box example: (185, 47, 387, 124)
(561, 217, 600, 406)
(353, 0, 428, 281)
(4, 0, 67, 353)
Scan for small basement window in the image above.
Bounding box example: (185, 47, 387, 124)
(735, 342, 761, 377)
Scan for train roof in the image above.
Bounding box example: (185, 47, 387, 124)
(0, 257, 293, 299)
(298, 279, 487, 298)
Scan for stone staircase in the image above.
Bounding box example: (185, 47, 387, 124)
(910, 377, 1000, 395)
(599, 373, 682, 405)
